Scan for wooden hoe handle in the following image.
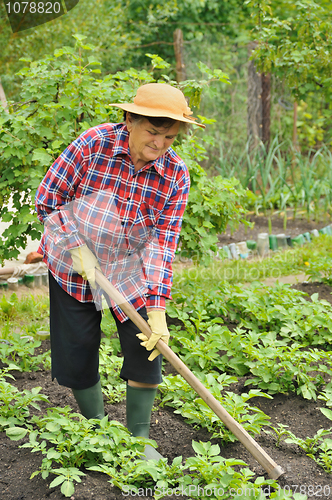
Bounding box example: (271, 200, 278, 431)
(95, 269, 284, 479)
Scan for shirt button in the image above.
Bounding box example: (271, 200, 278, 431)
(127, 197, 130, 201)
(121, 221, 125, 225)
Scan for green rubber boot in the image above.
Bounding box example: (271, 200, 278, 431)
(126, 384, 164, 461)
(72, 380, 105, 420)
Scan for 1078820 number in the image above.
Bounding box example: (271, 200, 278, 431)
(5, 2, 61, 14)
(278, 484, 331, 497)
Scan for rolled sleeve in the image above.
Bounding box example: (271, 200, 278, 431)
(145, 295, 166, 309)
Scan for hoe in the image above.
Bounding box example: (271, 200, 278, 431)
(95, 268, 284, 479)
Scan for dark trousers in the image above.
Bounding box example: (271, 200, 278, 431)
(49, 272, 162, 390)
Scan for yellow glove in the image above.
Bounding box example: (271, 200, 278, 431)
(69, 244, 100, 289)
(136, 310, 170, 362)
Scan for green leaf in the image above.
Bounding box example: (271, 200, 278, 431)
(88, 56, 101, 65)
(49, 476, 65, 488)
(32, 149, 53, 166)
(46, 421, 61, 432)
(192, 440, 207, 455)
(320, 408, 332, 421)
(61, 480, 75, 497)
(51, 140, 64, 150)
(72, 34, 87, 42)
(5, 427, 28, 441)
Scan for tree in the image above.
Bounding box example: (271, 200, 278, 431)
(244, 0, 332, 148)
(247, 42, 271, 151)
(246, 0, 332, 100)
(0, 0, 142, 100)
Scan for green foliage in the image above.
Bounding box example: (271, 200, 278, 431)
(275, 420, 332, 474)
(0, 36, 122, 260)
(177, 134, 251, 264)
(0, 367, 48, 431)
(223, 281, 332, 346)
(124, 0, 250, 70)
(183, 440, 276, 500)
(0, 267, 327, 495)
(0, 294, 17, 320)
(240, 0, 332, 150)
(20, 407, 152, 497)
(159, 372, 271, 442)
(263, 423, 290, 447)
(244, 343, 331, 399)
(0, 333, 51, 371)
(0, 0, 140, 99)
(91, 439, 281, 500)
(0, 293, 51, 370)
(285, 427, 332, 456)
(318, 385, 332, 408)
(99, 340, 126, 403)
(100, 309, 121, 354)
(169, 277, 332, 399)
(247, 0, 332, 99)
(217, 136, 332, 220)
(5, 398, 279, 498)
(12, 292, 49, 321)
(312, 440, 332, 473)
(304, 255, 332, 284)
(0, 292, 49, 342)
(264, 420, 332, 474)
(0, 37, 248, 263)
(169, 323, 228, 373)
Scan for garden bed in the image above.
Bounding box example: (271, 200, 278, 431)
(218, 212, 331, 248)
(0, 280, 331, 499)
(1, 217, 332, 499)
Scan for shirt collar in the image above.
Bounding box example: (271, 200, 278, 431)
(112, 124, 166, 178)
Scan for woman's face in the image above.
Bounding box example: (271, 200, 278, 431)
(126, 115, 180, 167)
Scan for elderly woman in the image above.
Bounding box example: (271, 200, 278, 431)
(35, 83, 204, 459)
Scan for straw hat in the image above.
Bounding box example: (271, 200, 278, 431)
(109, 83, 205, 128)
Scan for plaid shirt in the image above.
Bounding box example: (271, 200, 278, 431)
(35, 123, 190, 322)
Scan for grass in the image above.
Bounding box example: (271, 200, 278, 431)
(0, 292, 50, 339)
(173, 234, 332, 287)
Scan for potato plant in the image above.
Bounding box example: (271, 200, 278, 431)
(5, 252, 332, 494)
(169, 278, 332, 401)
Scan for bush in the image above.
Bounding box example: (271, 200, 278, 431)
(0, 35, 248, 264)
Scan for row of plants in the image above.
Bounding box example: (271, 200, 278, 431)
(217, 136, 332, 224)
(0, 340, 287, 499)
(2, 241, 332, 496)
(168, 278, 332, 400)
(264, 421, 332, 474)
(0, 288, 316, 498)
(162, 247, 332, 480)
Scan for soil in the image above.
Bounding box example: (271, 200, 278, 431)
(2, 215, 332, 500)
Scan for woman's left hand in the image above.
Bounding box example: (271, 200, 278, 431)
(137, 310, 170, 361)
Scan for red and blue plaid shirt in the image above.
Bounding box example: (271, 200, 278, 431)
(35, 123, 190, 322)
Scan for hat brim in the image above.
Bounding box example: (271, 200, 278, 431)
(109, 103, 205, 128)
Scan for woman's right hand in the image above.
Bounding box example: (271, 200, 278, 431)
(69, 245, 100, 289)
